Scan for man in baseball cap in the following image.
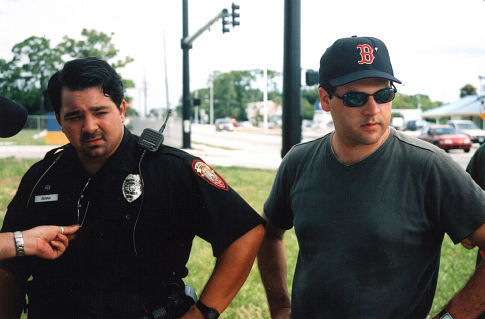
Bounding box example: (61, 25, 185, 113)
(258, 36, 485, 318)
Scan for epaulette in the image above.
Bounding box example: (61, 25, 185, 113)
(158, 144, 195, 161)
(43, 144, 70, 162)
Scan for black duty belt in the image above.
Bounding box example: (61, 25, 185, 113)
(140, 285, 196, 319)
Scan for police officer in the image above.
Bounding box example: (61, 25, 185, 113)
(0, 57, 264, 318)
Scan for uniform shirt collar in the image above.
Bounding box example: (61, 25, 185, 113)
(104, 126, 141, 173)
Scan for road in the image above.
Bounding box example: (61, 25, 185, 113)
(188, 125, 478, 170)
(0, 125, 479, 171)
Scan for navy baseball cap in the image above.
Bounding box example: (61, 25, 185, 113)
(319, 36, 401, 87)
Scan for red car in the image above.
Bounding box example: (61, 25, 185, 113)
(417, 125, 472, 153)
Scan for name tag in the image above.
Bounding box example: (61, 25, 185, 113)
(34, 194, 59, 203)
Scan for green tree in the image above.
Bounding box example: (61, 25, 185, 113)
(0, 29, 134, 114)
(392, 93, 442, 111)
(460, 84, 477, 98)
(193, 69, 282, 122)
(301, 86, 319, 120)
(58, 28, 135, 100)
(0, 36, 64, 113)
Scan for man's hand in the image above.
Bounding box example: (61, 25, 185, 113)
(23, 225, 79, 259)
(179, 305, 204, 319)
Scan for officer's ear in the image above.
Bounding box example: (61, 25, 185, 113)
(119, 100, 126, 124)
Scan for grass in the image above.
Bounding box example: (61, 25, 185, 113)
(0, 158, 479, 318)
(0, 129, 46, 145)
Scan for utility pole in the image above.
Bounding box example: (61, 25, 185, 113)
(281, 0, 301, 157)
(181, 1, 240, 149)
(479, 75, 485, 126)
(143, 73, 148, 118)
(182, 0, 191, 148)
(210, 74, 214, 125)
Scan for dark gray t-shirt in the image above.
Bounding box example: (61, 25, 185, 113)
(265, 128, 485, 318)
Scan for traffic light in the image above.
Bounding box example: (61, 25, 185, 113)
(222, 9, 230, 33)
(231, 3, 240, 27)
(305, 69, 319, 86)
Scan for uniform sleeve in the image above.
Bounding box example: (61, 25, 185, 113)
(188, 159, 264, 257)
(426, 152, 485, 244)
(263, 149, 295, 230)
(466, 144, 485, 188)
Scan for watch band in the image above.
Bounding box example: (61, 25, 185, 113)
(13, 231, 25, 257)
(196, 300, 220, 319)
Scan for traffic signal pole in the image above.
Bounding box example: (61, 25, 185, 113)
(281, 0, 301, 157)
(181, 1, 239, 149)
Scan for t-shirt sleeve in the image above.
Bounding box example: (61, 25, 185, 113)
(426, 152, 485, 244)
(187, 159, 264, 257)
(264, 149, 295, 230)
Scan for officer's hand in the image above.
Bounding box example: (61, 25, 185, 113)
(460, 238, 476, 250)
(179, 305, 204, 319)
(23, 225, 79, 259)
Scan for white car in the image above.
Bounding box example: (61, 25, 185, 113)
(447, 120, 485, 144)
(215, 118, 234, 132)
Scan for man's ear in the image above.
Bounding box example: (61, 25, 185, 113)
(119, 100, 126, 123)
(319, 87, 331, 112)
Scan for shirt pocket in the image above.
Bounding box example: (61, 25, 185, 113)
(31, 192, 77, 226)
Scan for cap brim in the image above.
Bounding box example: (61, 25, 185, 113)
(328, 70, 402, 87)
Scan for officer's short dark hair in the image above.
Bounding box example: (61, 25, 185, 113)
(47, 57, 124, 114)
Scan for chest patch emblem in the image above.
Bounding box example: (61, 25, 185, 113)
(192, 159, 229, 191)
(122, 174, 142, 203)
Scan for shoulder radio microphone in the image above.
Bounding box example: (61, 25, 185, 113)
(138, 109, 172, 152)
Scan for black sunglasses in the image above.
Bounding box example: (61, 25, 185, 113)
(332, 85, 397, 107)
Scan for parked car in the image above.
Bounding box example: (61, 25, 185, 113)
(447, 120, 485, 144)
(215, 118, 234, 132)
(417, 125, 472, 153)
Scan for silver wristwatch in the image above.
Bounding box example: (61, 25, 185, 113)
(13, 231, 25, 256)
(438, 310, 453, 319)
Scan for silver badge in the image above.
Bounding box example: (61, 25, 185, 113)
(122, 174, 142, 203)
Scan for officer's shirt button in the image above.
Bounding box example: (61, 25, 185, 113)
(125, 214, 133, 221)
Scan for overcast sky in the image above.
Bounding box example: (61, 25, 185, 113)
(1, 0, 485, 114)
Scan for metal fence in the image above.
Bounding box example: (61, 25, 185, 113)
(24, 115, 56, 131)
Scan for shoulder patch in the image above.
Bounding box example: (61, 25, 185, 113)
(192, 159, 229, 191)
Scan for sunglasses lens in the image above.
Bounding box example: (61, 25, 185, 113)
(374, 88, 395, 104)
(344, 93, 367, 107)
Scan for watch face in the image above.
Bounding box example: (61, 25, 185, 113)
(440, 313, 453, 319)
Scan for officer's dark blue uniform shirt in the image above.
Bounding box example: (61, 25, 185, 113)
(0, 128, 263, 318)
